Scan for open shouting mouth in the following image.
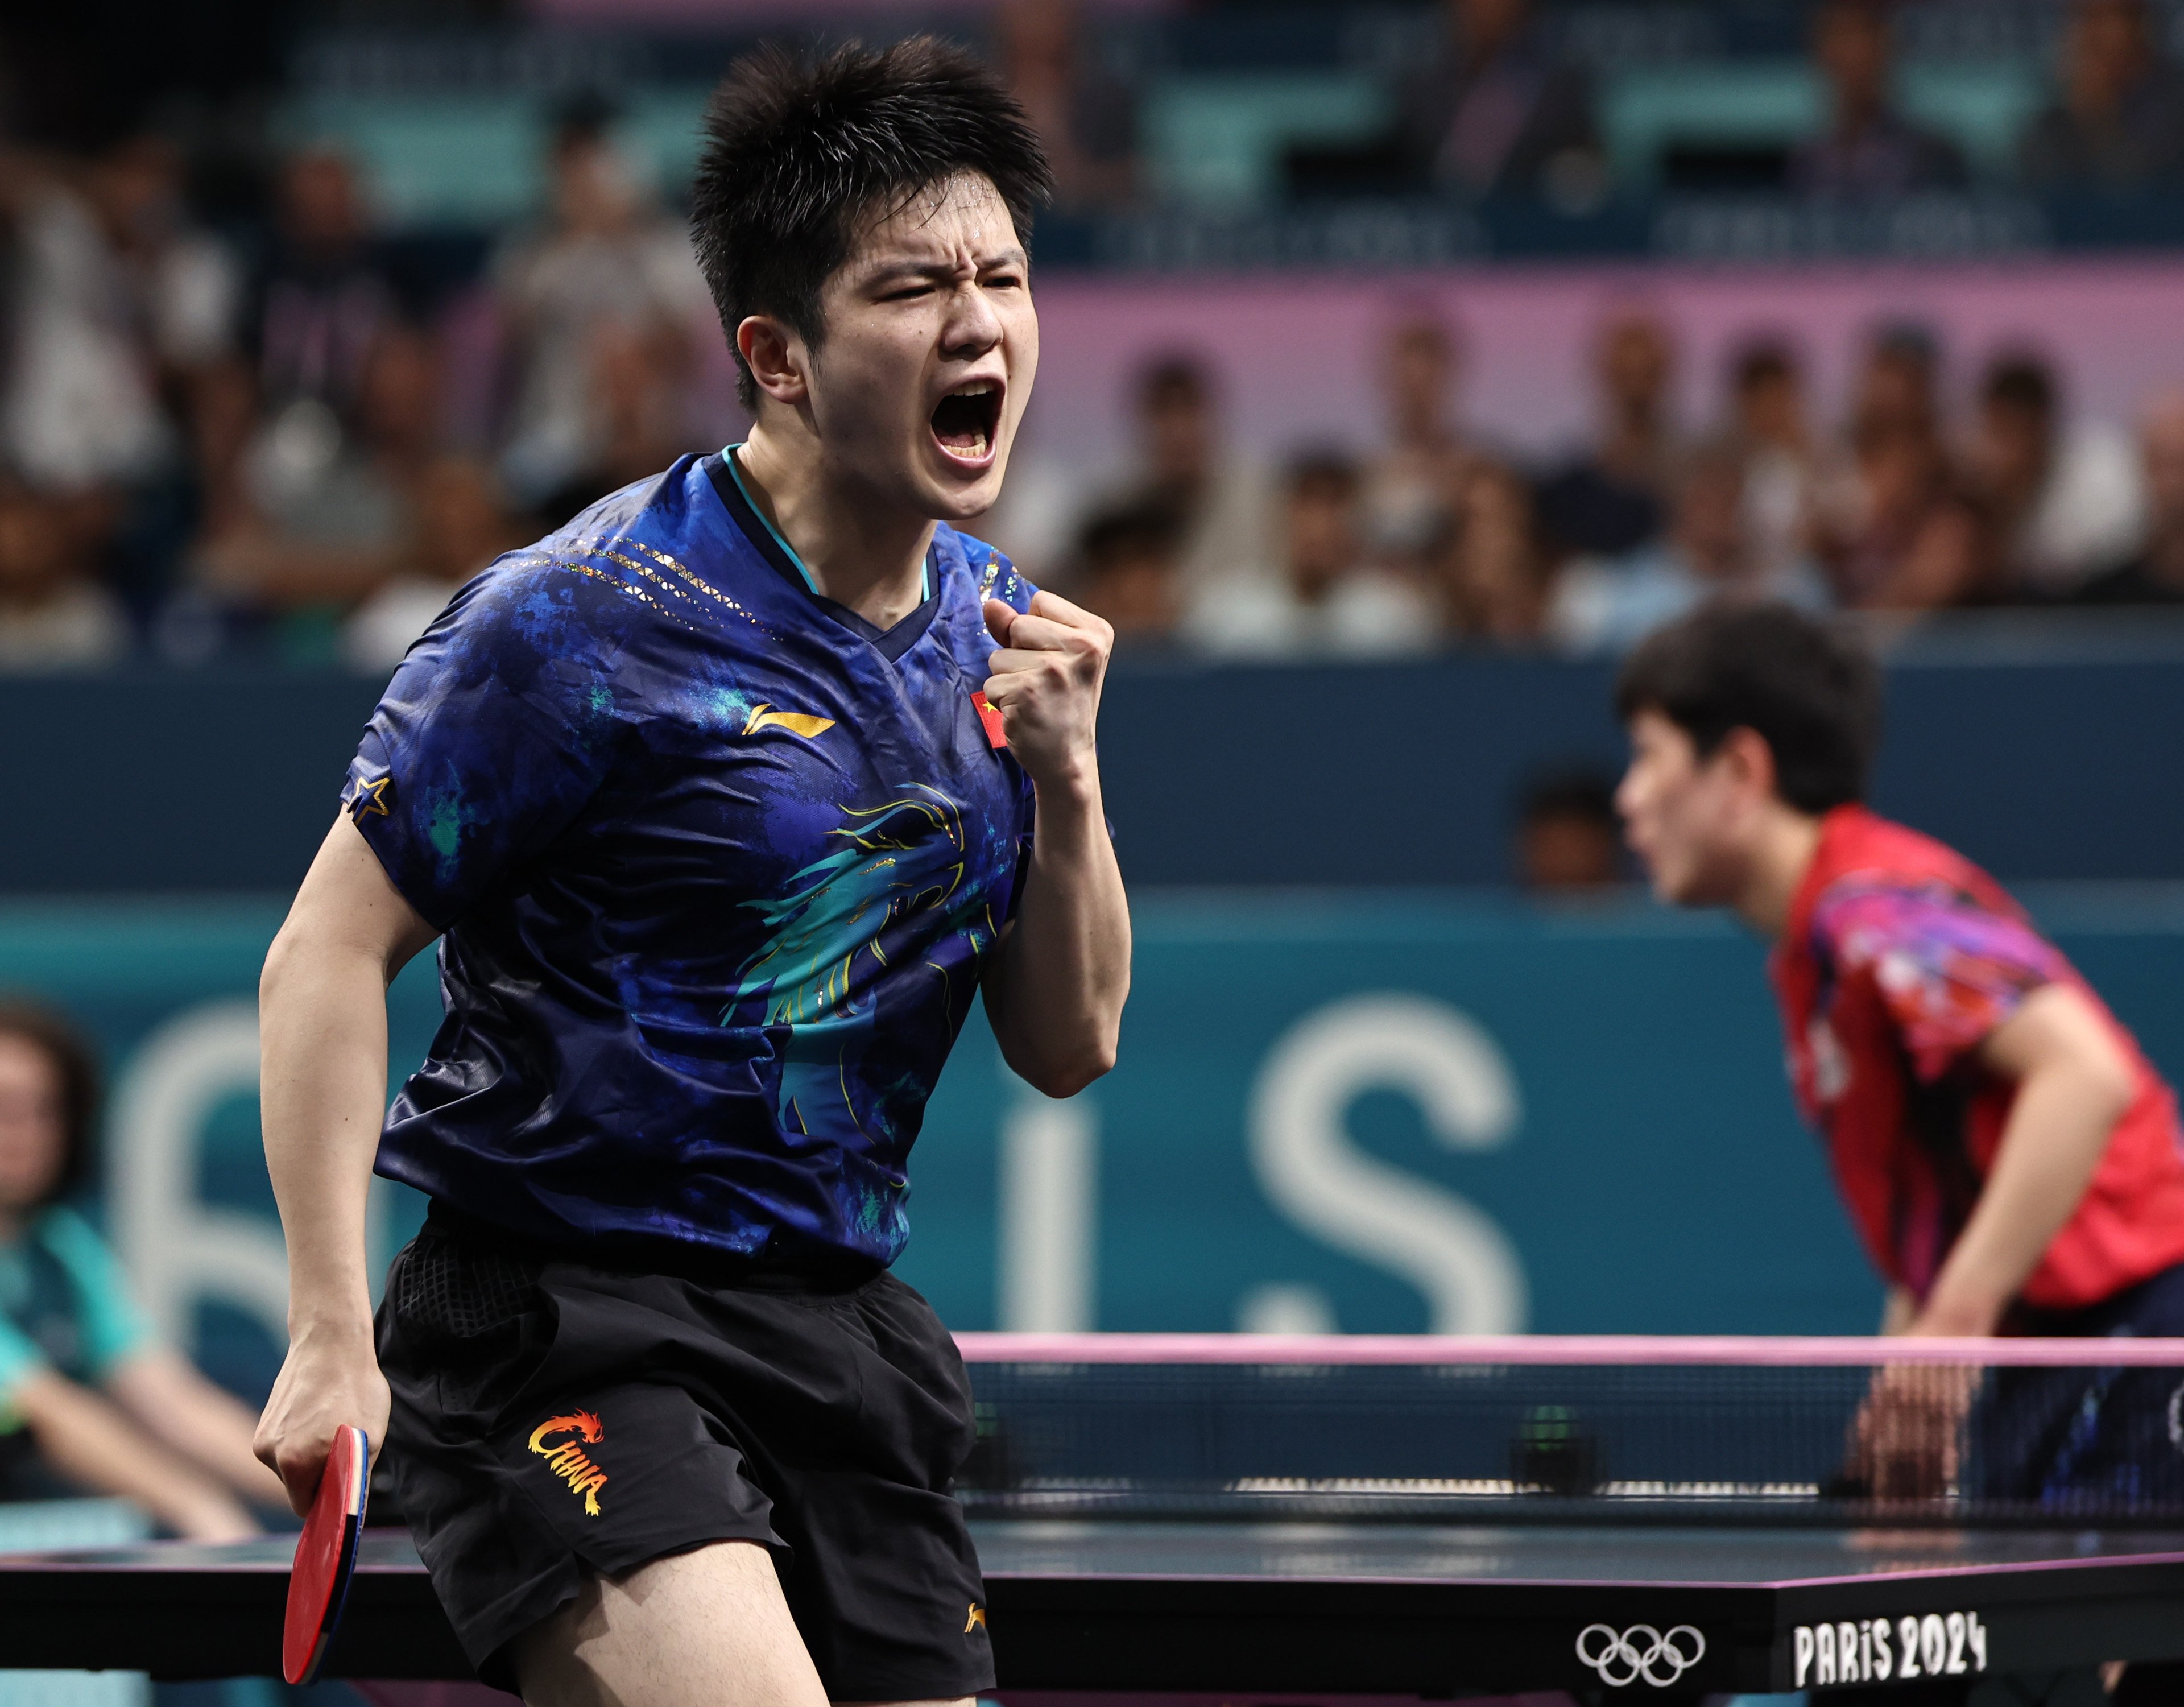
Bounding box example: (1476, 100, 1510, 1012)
(931, 380, 1002, 466)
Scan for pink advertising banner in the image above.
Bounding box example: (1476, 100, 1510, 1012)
(1011, 255, 2184, 471)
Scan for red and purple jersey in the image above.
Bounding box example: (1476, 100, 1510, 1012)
(1770, 805, 2184, 1313)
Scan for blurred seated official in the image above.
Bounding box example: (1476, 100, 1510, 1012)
(1614, 605, 2184, 1514)
(1512, 768, 1625, 892)
(1790, 0, 1967, 197)
(2017, 0, 2184, 192)
(0, 1003, 285, 1537)
(1395, 0, 1602, 204)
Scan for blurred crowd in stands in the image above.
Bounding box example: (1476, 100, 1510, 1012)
(1003, 300, 2184, 661)
(1007, 0, 2184, 215)
(0, 107, 731, 673)
(1, 0, 2183, 672)
(1000, 0, 2184, 216)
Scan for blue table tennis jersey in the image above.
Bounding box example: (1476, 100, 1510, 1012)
(346, 452, 1038, 1266)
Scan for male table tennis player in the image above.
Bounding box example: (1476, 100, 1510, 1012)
(1615, 602, 2184, 1508)
(251, 40, 1128, 1706)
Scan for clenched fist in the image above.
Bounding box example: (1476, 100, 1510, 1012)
(982, 592, 1112, 793)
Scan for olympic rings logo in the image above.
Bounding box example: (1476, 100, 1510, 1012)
(1575, 1623, 1707, 1687)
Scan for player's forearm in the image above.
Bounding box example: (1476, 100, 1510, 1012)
(988, 773, 1130, 1098)
(1916, 1059, 2130, 1336)
(16, 1371, 254, 1539)
(259, 926, 396, 1341)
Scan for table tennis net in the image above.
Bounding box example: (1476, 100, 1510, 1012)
(956, 1351, 2184, 1526)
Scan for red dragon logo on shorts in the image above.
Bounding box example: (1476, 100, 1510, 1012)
(528, 1410, 609, 1515)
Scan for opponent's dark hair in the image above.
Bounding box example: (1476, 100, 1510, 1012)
(690, 36, 1052, 408)
(0, 999, 101, 1208)
(1615, 602, 1880, 815)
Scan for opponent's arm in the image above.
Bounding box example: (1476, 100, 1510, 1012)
(1907, 982, 2137, 1337)
(254, 815, 439, 1511)
(978, 592, 1131, 1098)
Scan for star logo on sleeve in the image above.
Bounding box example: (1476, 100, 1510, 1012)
(346, 775, 394, 820)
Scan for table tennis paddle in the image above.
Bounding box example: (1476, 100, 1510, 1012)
(282, 1424, 370, 1685)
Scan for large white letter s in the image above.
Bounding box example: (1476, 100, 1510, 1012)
(1248, 993, 1527, 1334)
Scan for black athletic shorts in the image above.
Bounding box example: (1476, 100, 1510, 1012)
(375, 1202, 994, 1698)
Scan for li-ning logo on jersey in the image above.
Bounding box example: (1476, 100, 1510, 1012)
(528, 1410, 609, 1514)
(743, 703, 837, 740)
(1575, 1623, 1705, 1687)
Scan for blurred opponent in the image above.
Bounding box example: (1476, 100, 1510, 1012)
(250, 38, 1128, 1707)
(1615, 603, 2184, 1506)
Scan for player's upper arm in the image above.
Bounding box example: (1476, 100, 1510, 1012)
(267, 815, 440, 987)
(1977, 982, 2137, 1111)
(1814, 879, 2067, 1082)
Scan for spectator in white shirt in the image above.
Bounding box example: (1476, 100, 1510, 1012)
(1726, 338, 1822, 585)
(0, 476, 129, 672)
(1114, 356, 1276, 592)
(1972, 352, 2145, 596)
(1361, 312, 1478, 584)
(1186, 452, 1438, 660)
(493, 104, 711, 509)
(1550, 441, 1830, 653)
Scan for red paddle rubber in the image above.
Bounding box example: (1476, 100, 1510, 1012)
(282, 1424, 370, 1685)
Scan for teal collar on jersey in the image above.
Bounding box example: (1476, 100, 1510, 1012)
(722, 444, 932, 603)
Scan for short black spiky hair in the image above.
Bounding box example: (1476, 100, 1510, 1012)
(1615, 602, 1881, 815)
(690, 36, 1052, 409)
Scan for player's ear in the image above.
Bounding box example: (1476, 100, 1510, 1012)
(737, 315, 808, 408)
(1721, 726, 1780, 804)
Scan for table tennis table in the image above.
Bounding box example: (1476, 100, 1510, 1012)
(5, 1335, 2184, 1701)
